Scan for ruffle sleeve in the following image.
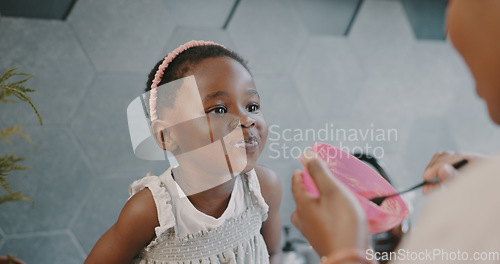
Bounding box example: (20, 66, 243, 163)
(246, 170, 269, 222)
(129, 172, 175, 248)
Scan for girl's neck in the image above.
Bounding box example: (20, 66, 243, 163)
(172, 159, 237, 218)
(173, 155, 233, 197)
(188, 176, 237, 218)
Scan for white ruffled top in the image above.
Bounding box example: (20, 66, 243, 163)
(128, 166, 270, 264)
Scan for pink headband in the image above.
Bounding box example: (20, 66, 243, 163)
(149, 40, 227, 122)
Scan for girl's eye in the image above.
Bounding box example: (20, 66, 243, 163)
(208, 106, 227, 115)
(247, 104, 260, 113)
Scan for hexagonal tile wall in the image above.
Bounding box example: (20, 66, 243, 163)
(162, 0, 235, 29)
(350, 77, 416, 155)
(0, 231, 85, 264)
(293, 0, 362, 36)
(254, 76, 311, 129)
(0, 0, 76, 20)
(348, 0, 415, 79)
(0, 126, 94, 235)
(71, 174, 138, 254)
(254, 76, 314, 166)
(447, 84, 500, 154)
(292, 36, 366, 121)
(70, 72, 167, 176)
(403, 117, 458, 180)
(398, 41, 472, 116)
(164, 27, 237, 56)
(401, 0, 447, 40)
(67, 0, 175, 73)
(227, 0, 308, 76)
(0, 17, 94, 126)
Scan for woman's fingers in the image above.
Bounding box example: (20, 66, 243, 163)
(291, 169, 309, 202)
(422, 152, 474, 195)
(303, 155, 339, 197)
(423, 162, 456, 182)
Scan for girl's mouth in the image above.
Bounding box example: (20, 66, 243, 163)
(232, 136, 259, 151)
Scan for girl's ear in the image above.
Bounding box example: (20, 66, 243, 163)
(151, 119, 177, 151)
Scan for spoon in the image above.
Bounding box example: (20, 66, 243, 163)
(369, 159, 468, 206)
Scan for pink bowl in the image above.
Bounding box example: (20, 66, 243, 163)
(300, 143, 409, 234)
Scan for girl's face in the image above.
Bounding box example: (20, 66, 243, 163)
(162, 56, 268, 173)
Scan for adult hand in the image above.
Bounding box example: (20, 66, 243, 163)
(422, 151, 486, 195)
(291, 153, 369, 258)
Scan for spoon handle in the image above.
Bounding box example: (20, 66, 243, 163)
(399, 159, 468, 195)
(395, 177, 440, 196)
(370, 159, 468, 204)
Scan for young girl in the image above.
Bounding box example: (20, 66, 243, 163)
(84, 40, 283, 263)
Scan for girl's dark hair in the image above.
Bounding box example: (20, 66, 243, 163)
(144, 45, 250, 116)
(145, 45, 250, 93)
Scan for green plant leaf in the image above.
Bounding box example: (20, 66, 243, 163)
(0, 126, 34, 146)
(0, 86, 42, 125)
(0, 66, 37, 207)
(0, 191, 33, 205)
(0, 153, 28, 174)
(0, 153, 31, 205)
(0, 66, 41, 125)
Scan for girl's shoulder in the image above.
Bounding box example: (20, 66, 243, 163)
(121, 187, 159, 230)
(253, 165, 282, 210)
(254, 165, 280, 190)
(109, 183, 159, 253)
(127, 170, 177, 241)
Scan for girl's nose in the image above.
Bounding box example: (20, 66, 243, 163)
(240, 115, 256, 128)
(230, 114, 255, 128)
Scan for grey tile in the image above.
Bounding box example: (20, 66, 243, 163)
(259, 120, 316, 167)
(0, 18, 94, 126)
(0, 126, 94, 234)
(254, 77, 311, 129)
(0, 232, 84, 264)
(292, 36, 366, 121)
(348, 0, 415, 78)
(293, 0, 361, 36)
(254, 77, 313, 164)
(401, 0, 447, 40)
(0, 0, 75, 20)
(306, 115, 409, 163)
(67, 0, 175, 73)
(71, 174, 137, 254)
(447, 81, 500, 154)
(398, 41, 472, 116)
(403, 117, 458, 181)
(164, 27, 237, 55)
(227, 0, 308, 77)
(162, 0, 234, 29)
(350, 77, 417, 155)
(70, 73, 168, 176)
